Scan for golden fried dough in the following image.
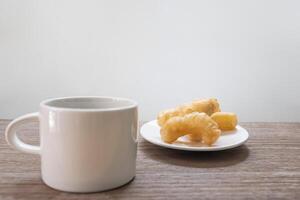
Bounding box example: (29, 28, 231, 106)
(211, 112, 237, 131)
(157, 98, 220, 127)
(160, 112, 221, 145)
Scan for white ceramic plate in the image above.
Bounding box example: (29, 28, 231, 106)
(140, 120, 249, 151)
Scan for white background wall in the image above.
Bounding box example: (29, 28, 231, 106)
(0, 0, 299, 121)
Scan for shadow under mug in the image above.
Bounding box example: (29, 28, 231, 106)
(5, 96, 138, 193)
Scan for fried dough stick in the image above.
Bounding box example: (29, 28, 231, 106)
(157, 98, 220, 126)
(160, 112, 221, 145)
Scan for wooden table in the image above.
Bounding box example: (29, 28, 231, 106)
(0, 120, 299, 200)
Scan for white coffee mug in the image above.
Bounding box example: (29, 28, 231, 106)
(5, 96, 138, 193)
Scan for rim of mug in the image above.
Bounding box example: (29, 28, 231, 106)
(40, 96, 138, 112)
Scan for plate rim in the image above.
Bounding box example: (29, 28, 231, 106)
(140, 120, 249, 151)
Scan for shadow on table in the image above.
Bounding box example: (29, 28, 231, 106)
(9, 177, 135, 198)
(140, 140, 250, 168)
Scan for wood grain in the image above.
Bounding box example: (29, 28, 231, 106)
(0, 120, 299, 200)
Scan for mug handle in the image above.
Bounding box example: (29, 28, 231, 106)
(5, 112, 41, 155)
